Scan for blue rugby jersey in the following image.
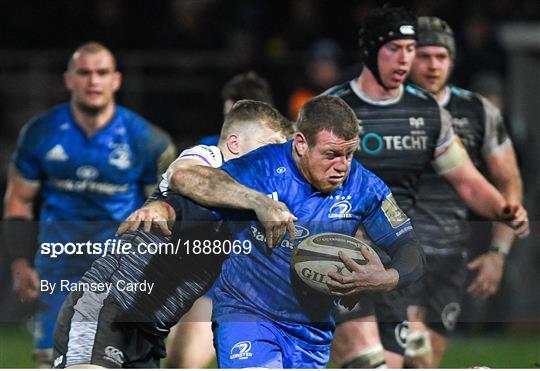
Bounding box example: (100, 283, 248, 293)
(12, 103, 172, 274)
(212, 140, 415, 345)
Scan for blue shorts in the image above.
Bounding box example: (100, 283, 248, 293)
(213, 318, 330, 368)
(34, 274, 81, 349)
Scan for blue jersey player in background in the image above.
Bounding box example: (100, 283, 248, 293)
(165, 96, 425, 368)
(2, 42, 175, 367)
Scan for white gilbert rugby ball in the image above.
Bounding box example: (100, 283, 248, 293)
(291, 232, 370, 295)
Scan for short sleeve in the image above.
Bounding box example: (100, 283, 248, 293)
(362, 176, 415, 252)
(434, 107, 456, 153)
(177, 145, 223, 168)
(479, 96, 511, 156)
(11, 121, 43, 182)
(159, 145, 223, 193)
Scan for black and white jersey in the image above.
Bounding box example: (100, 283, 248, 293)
(79, 145, 226, 336)
(325, 80, 455, 214)
(413, 86, 511, 252)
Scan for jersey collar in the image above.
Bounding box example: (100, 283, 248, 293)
(349, 79, 404, 106)
(439, 86, 452, 107)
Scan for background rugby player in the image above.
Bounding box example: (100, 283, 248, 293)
(3, 42, 174, 368)
(404, 16, 524, 368)
(325, 6, 528, 368)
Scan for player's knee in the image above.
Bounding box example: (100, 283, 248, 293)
(340, 344, 387, 368)
(33, 348, 53, 368)
(404, 330, 432, 368)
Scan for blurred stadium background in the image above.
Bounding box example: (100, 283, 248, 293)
(0, 0, 538, 367)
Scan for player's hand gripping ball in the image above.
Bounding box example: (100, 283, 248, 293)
(291, 233, 371, 295)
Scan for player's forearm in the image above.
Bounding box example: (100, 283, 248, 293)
(445, 161, 506, 220)
(387, 236, 425, 290)
(490, 222, 515, 255)
(169, 166, 269, 212)
(493, 175, 523, 205)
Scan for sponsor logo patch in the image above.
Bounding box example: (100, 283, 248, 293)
(76, 166, 99, 180)
(53, 355, 63, 368)
(395, 321, 410, 349)
(108, 144, 131, 170)
(46, 144, 68, 161)
(381, 194, 408, 228)
(400, 25, 415, 35)
(104, 346, 125, 366)
(230, 341, 253, 360)
(441, 302, 461, 331)
(328, 200, 353, 219)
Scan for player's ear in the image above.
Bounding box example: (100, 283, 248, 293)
(112, 71, 122, 92)
(294, 132, 309, 156)
(226, 133, 240, 156)
(64, 71, 73, 91)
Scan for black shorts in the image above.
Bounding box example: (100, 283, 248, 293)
(407, 252, 469, 336)
(335, 290, 409, 355)
(53, 290, 166, 368)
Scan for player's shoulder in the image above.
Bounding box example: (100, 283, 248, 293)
(450, 85, 495, 114)
(27, 103, 70, 129)
(179, 144, 223, 168)
(224, 142, 289, 175)
(450, 85, 475, 99)
(115, 105, 153, 131)
(346, 159, 389, 196)
(117, 105, 172, 147)
(321, 81, 353, 98)
(404, 83, 438, 105)
(19, 103, 71, 139)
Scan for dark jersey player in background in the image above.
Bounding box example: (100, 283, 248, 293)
(2, 42, 174, 368)
(325, 6, 529, 369)
(404, 17, 523, 368)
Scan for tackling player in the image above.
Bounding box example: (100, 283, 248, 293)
(166, 71, 276, 369)
(2, 42, 174, 368)
(52, 100, 295, 368)
(404, 16, 523, 368)
(135, 97, 290, 369)
(324, 6, 528, 368)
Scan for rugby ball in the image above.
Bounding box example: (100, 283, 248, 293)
(291, 232, 370, 295)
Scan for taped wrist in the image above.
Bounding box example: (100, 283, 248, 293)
(405, 330, 432, 358)
(388, 236, 425, 289)
(341, 344, 387, 368)
(3, 217, 38, 262)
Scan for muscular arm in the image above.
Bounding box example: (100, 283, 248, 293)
(4, 166, 39, 219)
(169, 164, 273, 212)
(485, 146, 523, 251)
(3, 166, 41, 301)
(441, 156, 506, 220)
